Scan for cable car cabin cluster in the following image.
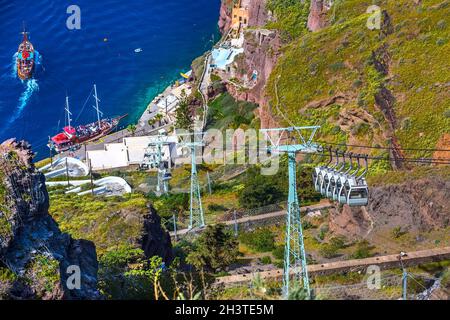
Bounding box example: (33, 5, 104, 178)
(313, 148, 369, 207)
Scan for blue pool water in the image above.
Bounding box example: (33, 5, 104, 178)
(0, 0, 220, 159)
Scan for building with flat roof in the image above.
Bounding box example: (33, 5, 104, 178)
(86, 135, 179, 171)
(231, 3, 249, 34)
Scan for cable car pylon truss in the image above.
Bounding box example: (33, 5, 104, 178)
(176, 131, 205, 230)
(261, 126, 321, 299)
(145, 134, 172, 195)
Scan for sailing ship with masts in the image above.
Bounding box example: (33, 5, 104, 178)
(49, 84, 127, 153)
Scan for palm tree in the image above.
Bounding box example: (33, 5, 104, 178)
(154, 113, 164, 126)
(127, 124, 137, 136)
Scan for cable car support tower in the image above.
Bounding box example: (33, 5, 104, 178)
(141, 134, 172, 195)
(177, 132, 205, 229)
(261, 126, 320, 299)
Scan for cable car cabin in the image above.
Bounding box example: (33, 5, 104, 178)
(338, 176, 369, 207)
(347, 186, 369, 206)
(312, 167, 319, 191)
(326, 174, 336, 199)
(338, 178, 350, 204)
(321, 169, 333, 196)
(335, 175, 347, 203)
(313, 167, 323, 192)
(332, 173, 346, 201)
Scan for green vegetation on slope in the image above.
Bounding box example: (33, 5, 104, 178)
(186, 224, 239, 273)
(238, 163, 321, 209)
(206, 93, 259, 130)
(266, 0, 450, 161)
(48, 192, 148, 255)
(266, 0, 311, 41)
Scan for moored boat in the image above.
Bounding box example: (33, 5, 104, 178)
(49, 85, 127, 153)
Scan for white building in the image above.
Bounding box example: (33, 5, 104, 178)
(86, 135, 179, 171)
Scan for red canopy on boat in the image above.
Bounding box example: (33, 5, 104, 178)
(51, 133, 70, 145)
(63, 126, 76, 135)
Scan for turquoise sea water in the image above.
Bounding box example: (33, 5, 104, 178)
(0, 0, 221, 159)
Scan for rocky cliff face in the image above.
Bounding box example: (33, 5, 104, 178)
(219, 0, 281, 128)
(218, 0, 232, 34)
(307, 0, 330, 32)
(140, 205, 173, 263)
(329, 177, 450, 239)
(0, 139, 100, 299)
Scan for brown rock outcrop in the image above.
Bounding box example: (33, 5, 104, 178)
(307, 0, 329, 32)
(218, 0, 232, 34)
(329, 177, 450, 239)
(0, 139, 100, 299)
(218, 0, 282, 129)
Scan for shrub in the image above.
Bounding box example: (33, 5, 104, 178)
(329, 62, 345, 72)
(401, 117, 412, 130)
(441, 268, 450, 289)
(352, 79, 363, 88)
(391, 226, 408, 239)
(329, 236, 347, 249)
(436, 19, 447, 30)
(210, 73, 222, 82)
(444, 109, 450, 118)
(207, 204, 228, 212)
(318, 226, 329, 241)
(239, 228, 275, 252)
(319, 243, 339, 259)
(186, 224, 238, 272)
(272, 245, 285, 260)
(350, 240, 374, 259)
(436, 38, 447, 46)
(302, 220, 314, 230)
(239, 175, 284, 209)
(351, 122, 371, 136)
(259, 256, 272, 265)
(0, 267, 17, 282)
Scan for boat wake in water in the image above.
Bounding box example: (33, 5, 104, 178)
(0, 77, 39, 137)
(16, 78, 40, 122)
(17, 79, 39, 117)
(11, 53, 18, 78)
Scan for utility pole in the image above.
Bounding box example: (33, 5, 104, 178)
(89, 159, 94, 195)
(65, 157, 70, 187)
(261, 126, 320, 299)
(48, 136, 53, 167)
(173, 213, 178, 242)
(233, 209, 238, 237)
(207, 171, 212, 195)
(402, 269, 408, 300)
(399, 252, 408, 300)
(177, 132, 205, 230)
(165, 98, 168, 115)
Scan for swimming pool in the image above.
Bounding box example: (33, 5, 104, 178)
(211, 47, 244, 70)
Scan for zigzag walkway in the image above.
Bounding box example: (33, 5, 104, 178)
(214, 246, 450, 286)
(170, 201, 332, 237)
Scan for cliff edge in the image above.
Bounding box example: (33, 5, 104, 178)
(0, 139, 100, 299)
